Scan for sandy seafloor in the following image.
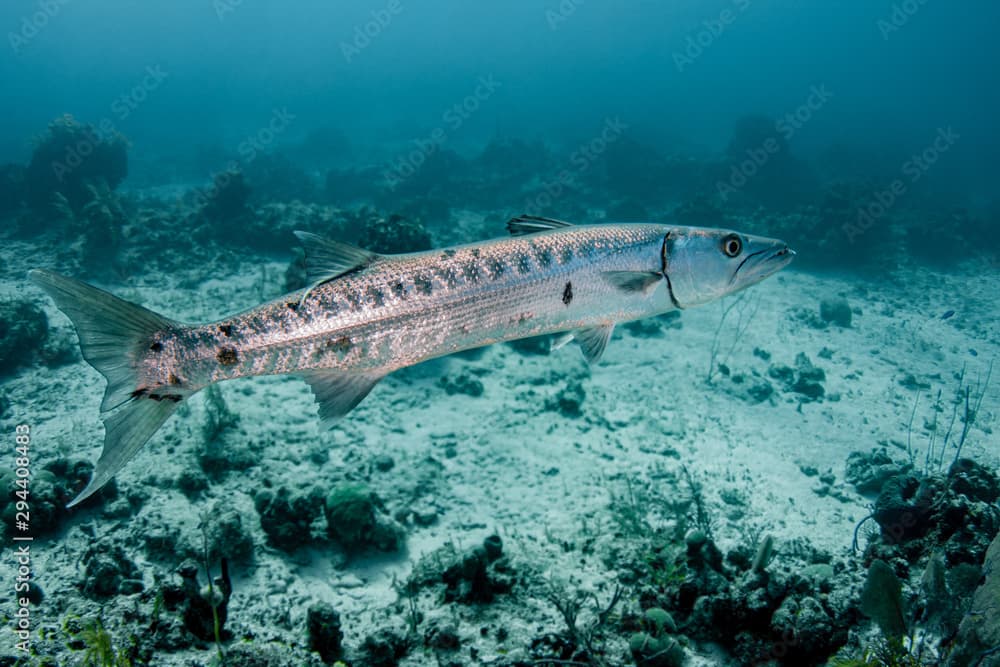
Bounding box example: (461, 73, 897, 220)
(0, 215, 997, 666)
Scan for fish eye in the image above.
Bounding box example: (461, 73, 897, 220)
(721, 234, 743, 258)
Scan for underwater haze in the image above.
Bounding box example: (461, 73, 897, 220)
(1, 1, 999, 666)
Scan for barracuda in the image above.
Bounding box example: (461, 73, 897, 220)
(30, 215, 794, 506)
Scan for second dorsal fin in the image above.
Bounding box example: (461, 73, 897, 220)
(506, 214, 575, 236)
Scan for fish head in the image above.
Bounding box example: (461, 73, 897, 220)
(664, 227, 794, 308)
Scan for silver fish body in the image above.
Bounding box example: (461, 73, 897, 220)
(30, 216, 794, 505)
(156, 224, 674, 390)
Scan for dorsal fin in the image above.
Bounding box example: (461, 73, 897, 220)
(293, 231, 378, 285)
(293, 231, 379, 303)
(506, 214, 575, 236)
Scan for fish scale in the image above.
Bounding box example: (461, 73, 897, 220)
(30, 216, 793, 506)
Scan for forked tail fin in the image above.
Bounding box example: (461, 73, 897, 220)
(29, 269, 183, 507)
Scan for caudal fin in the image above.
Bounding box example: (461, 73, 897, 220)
(29, 269, 183, 507)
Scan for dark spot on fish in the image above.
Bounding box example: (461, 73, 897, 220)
(149, 341, 163, 353)
(560, 246, 574, 264)
(941, 310, 955, 320)
(491, 258, 506, 279)
(168, 373, 181, 385)
(442, 249, 456, 259)
(562, 281, 573, 305)
(516, 254, 532, 274)
(218, 324, 233, 337)
(462, 262, 480, 283)
(537, 248, 554, 268)
(217, 347, 239, 366)
(366, 286, 386, 307)
(328, 336, 352, 353)
(286, 301, 299, 312)
(344, 290, 362, 309)
(414, 274, 434, 296)
(392, 281, 406, 298)
(471, 248, 481, 258)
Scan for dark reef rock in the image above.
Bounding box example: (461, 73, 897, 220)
(872, 474, 938, 544)
(791, 352, 826, 400)
(242, 152, 319, 205)
(2, 458, 110, 537)
(768, 353, 826, 401)
(948, 457, 1000, 504)
(545, 379, 586, 418)
(0, 163, 26, 216)
(324, 483, 404, 553)
(865, 459, 1000, 570)
(25, 115, 128, 216)
(82, 543, 143, 598)
(357, 211, 432, 254)
(361, 628, 411, 667)
(845, 448, 914, 495)
(197, 168, 251, 224)
(0, 300, 49, 375)
(441, 535, 514, 603)
(819, 296, 852, 327)
(161, 558, 232, 642)
(438, 372, 484, 397)
(307, 601, 343, 663)
(948, 533, 1000, 667)
(204, 504, 254, 563)
(254, 485, 323, 551)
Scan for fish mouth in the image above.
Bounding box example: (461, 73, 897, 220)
(731, 242, 795, 287)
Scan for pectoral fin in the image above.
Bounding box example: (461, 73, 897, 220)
(602, 271, 662, 294)
(301, 368, 386, 428)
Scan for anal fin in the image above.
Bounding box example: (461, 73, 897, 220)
(301, 368, 386, 428)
